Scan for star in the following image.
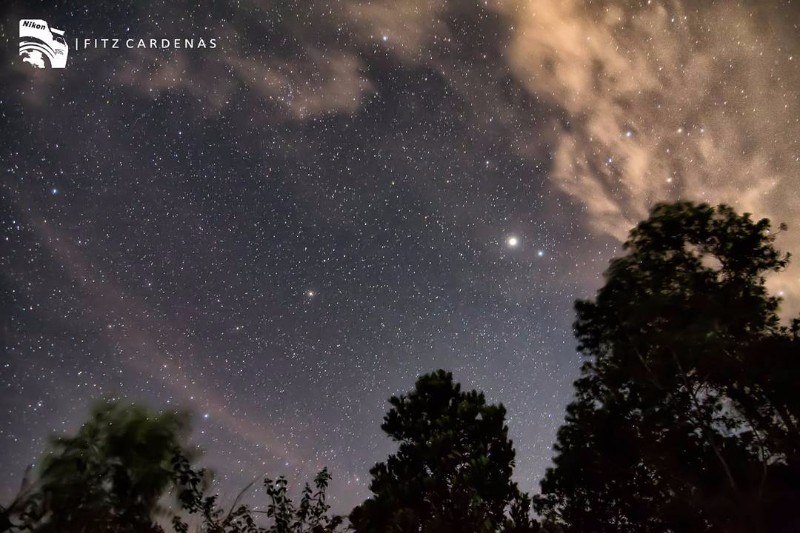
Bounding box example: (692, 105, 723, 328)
(506, 236, 519, 248)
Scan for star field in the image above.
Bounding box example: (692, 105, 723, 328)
(2, 0, 798, 513)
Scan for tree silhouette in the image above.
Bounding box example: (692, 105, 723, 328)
(535, 202, 800, 532)
(1, 399, 192, 532)
(350, 369, 537, 532)
(170, 453, 344, 533)
(1, 401, 344, 533)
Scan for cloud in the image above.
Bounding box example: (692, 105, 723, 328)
(227, 48, 373, 120)
(112, 1, 374, 120)
(340, 0, 800, 310)
(117, 46, 373, 120)
(489, 0, 800, 311)
(348, 0, 448, 61)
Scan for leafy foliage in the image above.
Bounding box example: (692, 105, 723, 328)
(171, 454, 343, 533)
(0, 401, 344, 533)
(535, 202, 800, 532)
(350, 369, 537, 532)
(265, 469, 343, 533)
(1, 399, 191, 532)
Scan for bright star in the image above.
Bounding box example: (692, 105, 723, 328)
(506, 236, 519, 248)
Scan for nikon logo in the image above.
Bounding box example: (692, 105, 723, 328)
(19, 19, 68, 69)
(22, 20, 47, 30)
(18, 17, 221, 71)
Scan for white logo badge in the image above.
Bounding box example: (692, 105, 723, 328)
(19, 19, 68, 69)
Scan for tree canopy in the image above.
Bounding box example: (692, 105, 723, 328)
(2, 400, 192, 532)
(350, 369, 536, 533)
(535, 202, 800, 532)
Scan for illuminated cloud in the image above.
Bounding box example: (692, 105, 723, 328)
(344, 0, 799, 310)
(491, 0, 800, 310)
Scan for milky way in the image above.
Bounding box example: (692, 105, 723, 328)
(2, 0, 798, 512)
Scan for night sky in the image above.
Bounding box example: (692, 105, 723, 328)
(2, 0, 799, 512)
